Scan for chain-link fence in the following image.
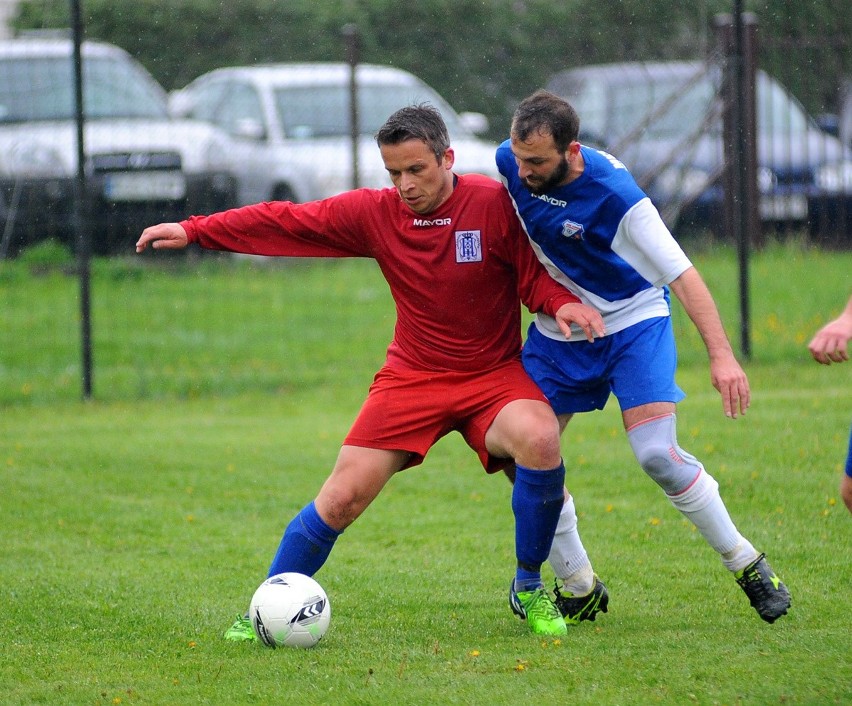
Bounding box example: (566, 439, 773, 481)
(2, 7, 848, 403)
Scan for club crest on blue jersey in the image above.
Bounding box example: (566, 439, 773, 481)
(455, 230, 482, 262)
(561, 219, 584, 240)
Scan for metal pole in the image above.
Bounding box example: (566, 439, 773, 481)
(732, 0, 752, 360)
(730, 1, 753, 360)
(71, 0, 93, 398)
(342, 23, 360, 190)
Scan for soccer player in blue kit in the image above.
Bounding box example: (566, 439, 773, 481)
(496, 90, 791, 623)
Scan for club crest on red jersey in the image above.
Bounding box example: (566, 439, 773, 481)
(455, 230, 482, 263)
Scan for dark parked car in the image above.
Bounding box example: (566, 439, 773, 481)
(546, 61, 852, 238)
(0, 36, 235, 255)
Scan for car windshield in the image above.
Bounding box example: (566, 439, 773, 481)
(273, 83, 465, 138)
(756, 72, 810, 136)
(0, 55, 167, 123)
(577, 68, 811, 144)
(603, 76, 718, 142)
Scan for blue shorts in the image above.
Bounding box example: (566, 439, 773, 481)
(522, 316, 685, 415)
(846, 424, 852, 479)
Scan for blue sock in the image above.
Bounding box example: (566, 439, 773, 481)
(267, 501, 342, 578)
(515, 566, 543, 593)
(512, 462, 566, 591)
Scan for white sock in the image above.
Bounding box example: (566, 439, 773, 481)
(721, 541, 761, 573)
(547, 494, 595, 594)
(668, 470, 759, 572)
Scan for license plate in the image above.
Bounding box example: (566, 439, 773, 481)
(103, 172, 187, 201)
(758, 194, 807, 221)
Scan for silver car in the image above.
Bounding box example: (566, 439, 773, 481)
(168, 62, 500, 206)
(0, 36, 235, 255)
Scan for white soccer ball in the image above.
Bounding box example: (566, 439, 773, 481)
(249, 572, 331, 648)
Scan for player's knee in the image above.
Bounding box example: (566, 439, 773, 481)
(315, 484, 368, 530)
(502, 405, 562, 469)
(525, 430, 562, 466)
(633, 447, 692, 494)
(515, 418, 562, 468)
(627, 414, 701, 495)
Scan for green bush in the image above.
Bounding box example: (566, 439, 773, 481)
(16, 238, 74, 269)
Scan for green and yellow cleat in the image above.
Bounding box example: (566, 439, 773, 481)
(224, 613, 257, 642)
(509, 583, 568, 637)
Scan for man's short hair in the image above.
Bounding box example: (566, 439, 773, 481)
(511, 90, 580, 152)
(375, 103, 450, 162)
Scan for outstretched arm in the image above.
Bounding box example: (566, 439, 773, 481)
(808, 294, 852, 365)
(136, 223, 189, 252)
(668, 266, 749, 419)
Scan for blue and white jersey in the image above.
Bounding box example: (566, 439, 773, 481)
(497, 141, 693, 341)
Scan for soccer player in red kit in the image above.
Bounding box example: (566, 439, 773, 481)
(136, 104, 606, 638)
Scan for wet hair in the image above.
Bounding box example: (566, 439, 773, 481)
(375, 103, 450, 162)
(511, 89, 580, 152)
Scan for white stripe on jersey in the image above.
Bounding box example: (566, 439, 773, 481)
(611, 199, 692, 289)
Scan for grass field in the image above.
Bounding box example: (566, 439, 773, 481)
(1, 242, 850, 705)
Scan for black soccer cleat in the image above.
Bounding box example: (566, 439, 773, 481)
(735, 553, 791, 624)
(553, 575, 609, 624)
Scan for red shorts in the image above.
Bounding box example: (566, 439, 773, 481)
(344, 359, 549, 473)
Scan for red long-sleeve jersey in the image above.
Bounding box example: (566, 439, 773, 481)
(181, 173, 577, 373)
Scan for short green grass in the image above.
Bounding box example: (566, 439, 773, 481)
(1, 242, 850, 705)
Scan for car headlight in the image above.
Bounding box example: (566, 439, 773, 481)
(655, 166, 712, 201)
(815, 161, 852, 193)
(8, 141, 66, 177)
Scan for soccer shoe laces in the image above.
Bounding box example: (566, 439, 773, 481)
(523, 588, 563, 623)
(736, 554, 769, 590)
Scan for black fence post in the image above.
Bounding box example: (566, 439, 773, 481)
(70, 0, 93, 398)
(715, 8, 758, 360)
